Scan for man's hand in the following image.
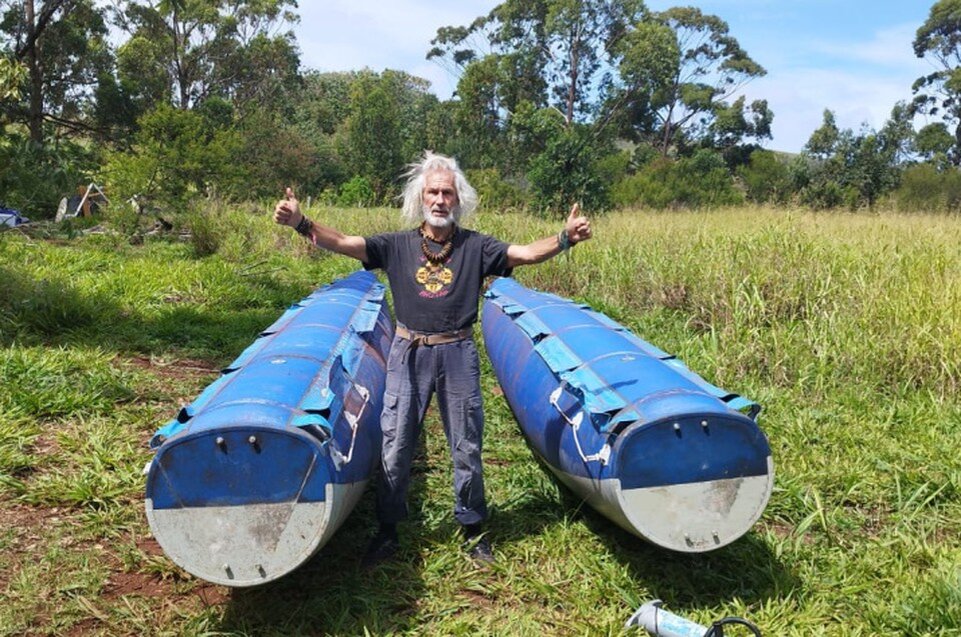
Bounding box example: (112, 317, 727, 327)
(565, 203, 592, 244)
(273, 187, 303, 228)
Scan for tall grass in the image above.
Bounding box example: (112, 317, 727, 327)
(1, 204, 960, 635)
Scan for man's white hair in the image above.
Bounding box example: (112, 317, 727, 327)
(401, 151, 478, 224)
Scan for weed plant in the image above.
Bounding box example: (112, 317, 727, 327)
(0, 204, 960, 635)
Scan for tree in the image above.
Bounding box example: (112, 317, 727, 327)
(877, 101, 916, 166)
(429, 0, 646, 129)
(112, 0, 298, 112)
(338, 71, 440, 202)
(703, 95, 773, 164)
(527, 123, 613, 213)
(915, 122, 954, 167)
(1, 0, 112, 141)
(912, 0, 961, 164)
(800, 107, 907, 209)
(0, 55, 25, 102)
(736, 149, 790, 204)
(804, 109, 840, 159)
(104, 102, 242, 210)
(645, 7, 766, 155)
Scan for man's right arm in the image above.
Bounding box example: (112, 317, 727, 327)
(274, 188, 368, 262)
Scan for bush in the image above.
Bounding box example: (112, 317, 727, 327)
(101, 200, 147, 240)
(893, 164, 961, 213)
(0, 134, 97, 219)
(612, 150, 743, 209)
(466, 168, 527, 211)
(337, 176, 376, 207)
(797, 178, 862, 210)
(527, 126, 611, 215)
(102, 104, 243, 215)
(737, 149, 791, 204)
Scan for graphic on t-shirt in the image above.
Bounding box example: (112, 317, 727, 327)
(416, 258, 453, 297)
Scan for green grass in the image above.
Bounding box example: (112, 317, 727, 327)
(1, 204, 960, 635)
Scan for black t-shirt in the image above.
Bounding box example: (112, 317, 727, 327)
(363, 227, 512, 332)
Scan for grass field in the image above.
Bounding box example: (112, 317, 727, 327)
(1, 204, 960, 636)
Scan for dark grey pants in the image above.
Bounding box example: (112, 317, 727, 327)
(375, 334, 487, 526)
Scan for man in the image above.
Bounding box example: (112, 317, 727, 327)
(274, 152, 591, 565)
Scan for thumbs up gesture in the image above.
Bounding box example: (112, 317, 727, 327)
(273, 187, 303, 227)
(565, 203, 592, 245)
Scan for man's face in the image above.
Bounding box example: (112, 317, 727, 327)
(422, 170, 459, 228)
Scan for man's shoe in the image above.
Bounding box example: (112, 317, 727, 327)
(362, 524, 399, 567)
(463, 523, 494, 564)
(467, 535, 494, 563)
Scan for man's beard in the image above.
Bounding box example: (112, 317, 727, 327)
(423, 204, 460, 228)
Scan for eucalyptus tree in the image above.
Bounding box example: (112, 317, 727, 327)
(642, 7, 766, 155)
(915, 122, 955, 167)
(800, 106, 910, 209)
(429, 0, 646, 134)
(1, 0, 112, 141)
(912, 0, 961, 164)
(111, 0, 299, 113)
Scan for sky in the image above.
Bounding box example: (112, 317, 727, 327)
(294, 0, 936, 154)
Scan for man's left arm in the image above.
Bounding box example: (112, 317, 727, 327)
(506, 203, 592, 267)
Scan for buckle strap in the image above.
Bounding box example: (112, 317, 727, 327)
(395, 325, 472, 346)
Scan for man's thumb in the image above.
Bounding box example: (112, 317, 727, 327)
(285, 186, 296, 201)
(567, 202, 580, 221)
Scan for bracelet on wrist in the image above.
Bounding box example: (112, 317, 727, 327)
(294, 215, 313, 237)
(557, 228, 572, 251)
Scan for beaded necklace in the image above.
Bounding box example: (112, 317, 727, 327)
(419, 224, 456, 263)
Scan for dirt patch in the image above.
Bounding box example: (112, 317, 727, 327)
(459, 588, 495, 609)
(65, 617, 100, 637)
(124, 355, 221, 407)
(125, 355, 220, 380)
(28, 431, 63, 461)
(0, 503, 63, 547)
(0, 503, 70, 590)
(103, 570, 168, 598)
(761, 519, 803, 542)
(101, 535, 229, 606)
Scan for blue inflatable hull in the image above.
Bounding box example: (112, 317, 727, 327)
(482, 278, 773, 552)
(145, 270, 392, 585)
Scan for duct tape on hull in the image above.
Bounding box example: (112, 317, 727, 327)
(145, 270, 391, 585)
(482, 277, 773, 552)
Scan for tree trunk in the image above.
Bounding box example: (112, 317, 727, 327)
(953, 121, 961, 167)
(25, 0, 44, 142)
(565, 26, 581, 129)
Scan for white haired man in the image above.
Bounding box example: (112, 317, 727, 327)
(274, 152, 592, 565)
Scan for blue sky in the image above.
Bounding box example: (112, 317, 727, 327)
(295, 1, 935, 153)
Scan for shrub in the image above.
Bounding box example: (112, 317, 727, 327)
(102, 104, 243, 215)
(466, 168, 527, 211)
(798, 178, 861, 210)
(612, 150, 743, 209)
(893, 164, 961, 213)
(737, 149, 791, 204)
(0, 134, 97, 219)
(337, 176, 376, 207)
(527, 126, 611, 215)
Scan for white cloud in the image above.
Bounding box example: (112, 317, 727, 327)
(747, 66, 921, 153)
(812, 23, 932, 71)
(295, 1, 496, 96)
(291, 2, 936, 152)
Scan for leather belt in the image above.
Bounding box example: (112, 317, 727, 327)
(395, 324, 472, 346)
